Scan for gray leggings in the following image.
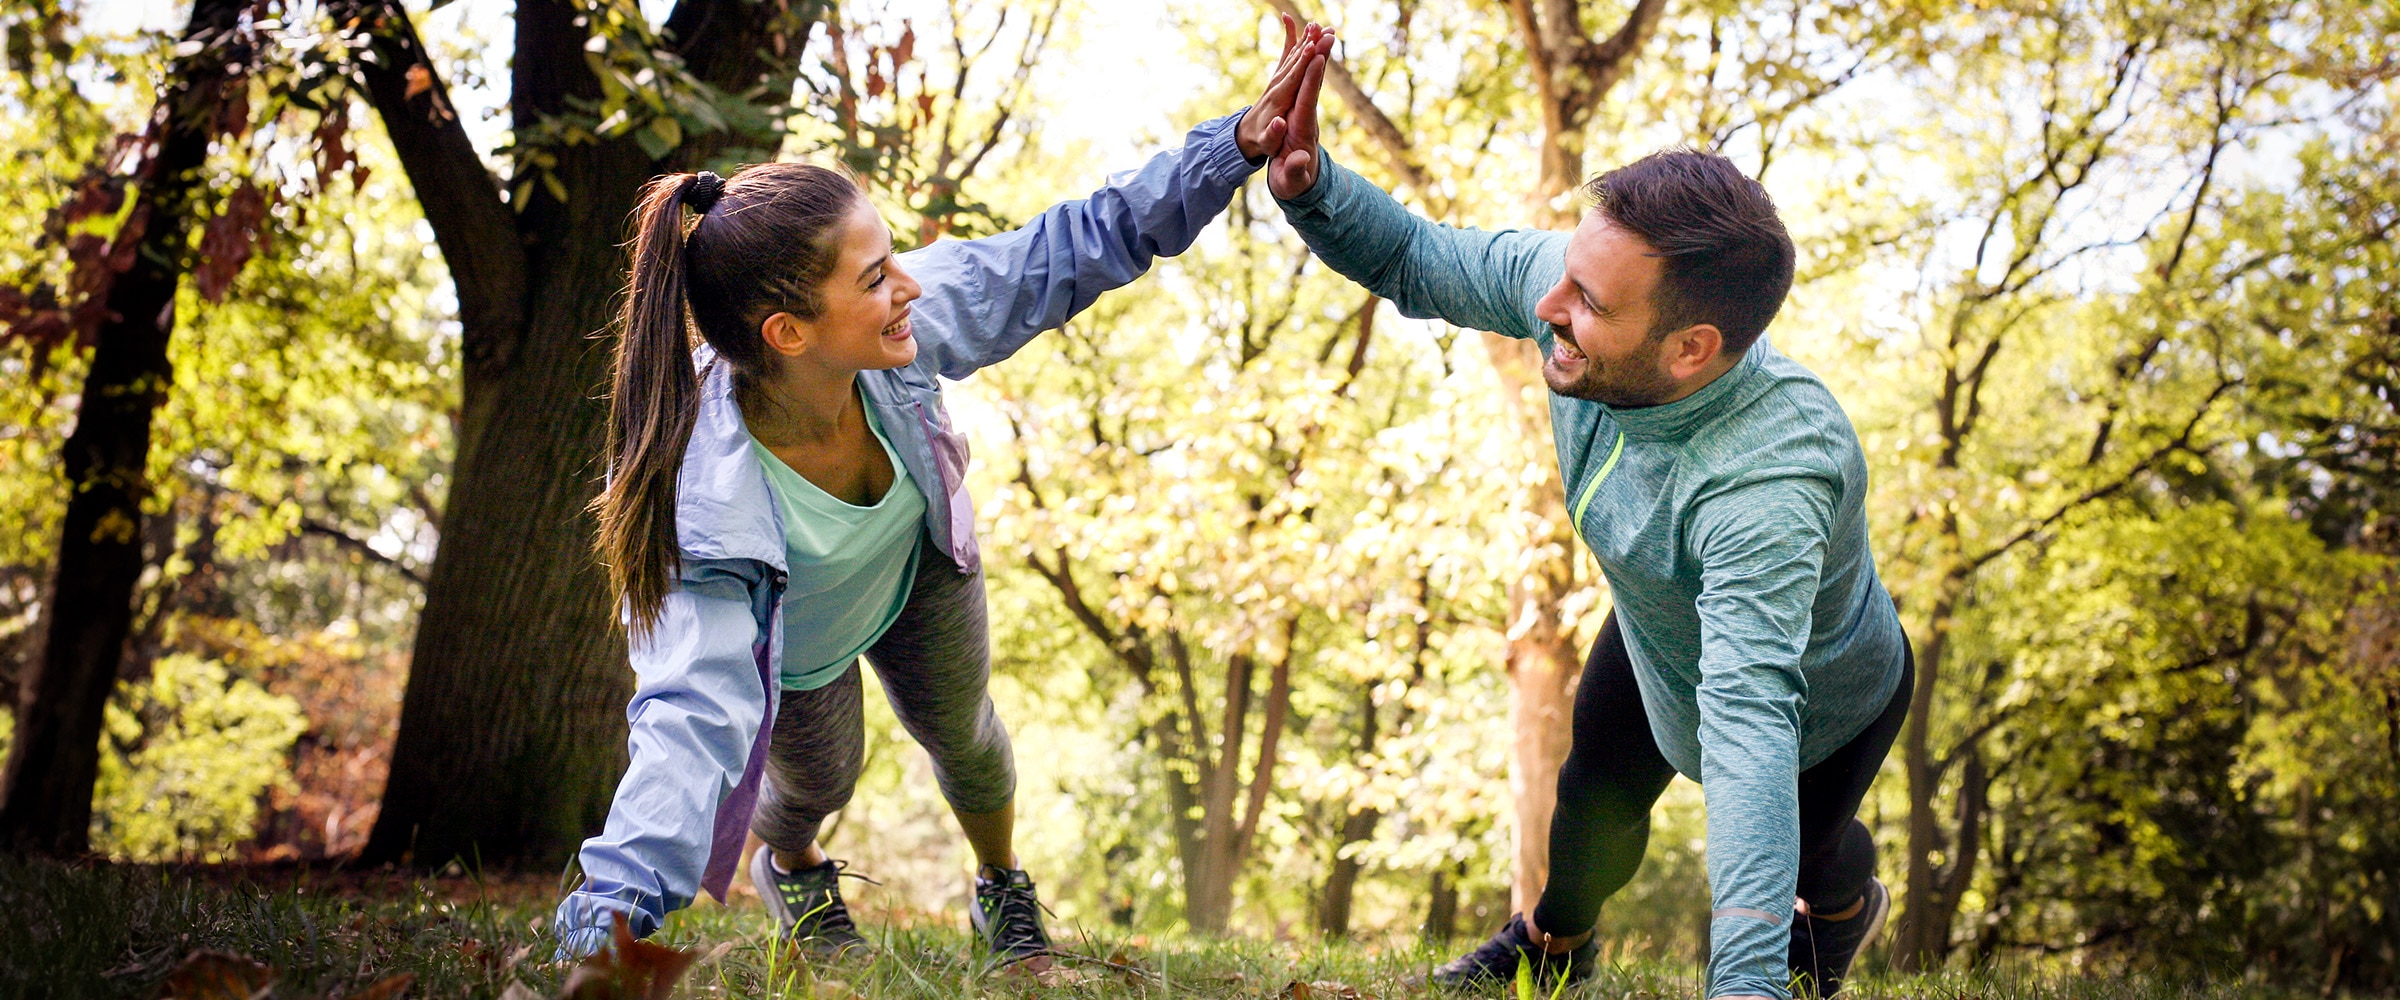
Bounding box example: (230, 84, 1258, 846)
(750, 543, 1016, 851)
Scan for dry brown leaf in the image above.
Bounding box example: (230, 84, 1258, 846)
(402, 64, 432, 100)
(1281, 981, 1371, 1000)
(554, 913, 699, 1000)
(335, 973, 413, 1000)
(157, 951, 272, 1000)
(811, 979, 857, 1000)
(1030, 966, 1101, 988)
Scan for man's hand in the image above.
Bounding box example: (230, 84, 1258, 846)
(1237, 13, 1335, 192)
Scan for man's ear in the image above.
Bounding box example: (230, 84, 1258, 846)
(1664, 323, 1724, 380)
(760, 312, 810, 357)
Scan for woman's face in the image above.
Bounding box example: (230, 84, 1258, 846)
(767, 197, 922, 373)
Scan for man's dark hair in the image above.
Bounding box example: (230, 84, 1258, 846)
(1585, 149, 1794, 354)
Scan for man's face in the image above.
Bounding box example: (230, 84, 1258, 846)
(1533, 213, 1681, 407)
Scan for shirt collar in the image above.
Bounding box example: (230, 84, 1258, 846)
(1595, 339, 1771, 443)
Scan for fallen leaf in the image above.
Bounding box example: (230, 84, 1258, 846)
(157, 951, 272, 1000)
(1281, 981, 1371, 1000)
(497, 982, 542, 1000)
(811, 979, 857, 1000)
(403, 64, 431, 100)
(555, 913, 698, 1000)
(335, 973, 413, 1000)
(1031, 966, 1099, 988)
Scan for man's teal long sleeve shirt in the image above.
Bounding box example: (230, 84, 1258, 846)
(1279, 158, 1906, 1000)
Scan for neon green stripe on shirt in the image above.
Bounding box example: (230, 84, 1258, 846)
(1571, 431, 1626, 529)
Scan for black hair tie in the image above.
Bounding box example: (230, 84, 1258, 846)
(684, 171, 725, 213)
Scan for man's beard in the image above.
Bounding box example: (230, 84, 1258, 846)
(1544, 326, 1680, 407)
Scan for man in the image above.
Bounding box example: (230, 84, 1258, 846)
(1256, 57, 1913, 1000)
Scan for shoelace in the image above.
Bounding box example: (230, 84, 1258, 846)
(785, 860, 880, 938)
(979, 877, 1053, 955)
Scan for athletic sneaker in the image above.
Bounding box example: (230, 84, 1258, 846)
(749, 844, 872, 959)
(969, 865, 1053, 968)
(1427, 913, 1596, 991)
(1789, 877, 1892, 998)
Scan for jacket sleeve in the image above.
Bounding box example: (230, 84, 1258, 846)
(1686, 475, 1837, 1000)
(897, 109, 1261, 380)
(1274, 154, 1567, 345)
(552, 559, 771, 958)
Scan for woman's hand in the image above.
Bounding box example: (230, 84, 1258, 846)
(1237, 12, 1335, 178)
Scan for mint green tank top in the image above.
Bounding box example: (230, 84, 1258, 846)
(747, 401, 927, 691)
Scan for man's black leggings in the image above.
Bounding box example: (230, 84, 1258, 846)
(1529, 613, 1914, 937)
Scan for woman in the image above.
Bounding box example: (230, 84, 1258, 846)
(551, 19, 1336, 966)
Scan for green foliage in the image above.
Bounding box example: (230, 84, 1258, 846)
(90, 653, 306, 862)
(1, 0, 2394, 988)
(0, 1, 449, 862)
(504, 0, 828, 200)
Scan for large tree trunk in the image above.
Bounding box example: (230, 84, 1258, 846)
(1257, 0, 1662, 916)
(365, 0, 654, 868)
(1485, 331, 1583, 917)
(0, 0, 246, 854)
(354, 0, 818, 868)
(1488, 0, 1666, 917)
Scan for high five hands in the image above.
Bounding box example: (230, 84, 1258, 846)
(1236, 13, 1334, 201)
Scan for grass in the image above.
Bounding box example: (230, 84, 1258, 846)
(1, 857, 2274, 1000)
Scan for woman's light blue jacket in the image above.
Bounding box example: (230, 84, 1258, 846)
(553, 111, 1259, 955)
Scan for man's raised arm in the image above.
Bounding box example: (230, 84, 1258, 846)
(1267, 74, 1564, 344)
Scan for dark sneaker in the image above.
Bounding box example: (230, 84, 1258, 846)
(969, 865, 1053, 969)
(1789, 877, 1891, 998)
(749, 844, 872, 960)
(1428, 913, 1596, 991)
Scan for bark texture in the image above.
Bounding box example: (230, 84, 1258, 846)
(0, 0, 247, 855)
(354, 0, 820, 868)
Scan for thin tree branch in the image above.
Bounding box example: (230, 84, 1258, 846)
(1966, 376, 2235, 569)
(301, 519, 428, 588)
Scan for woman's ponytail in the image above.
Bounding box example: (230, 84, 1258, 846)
(593, 172, 715, 639)
(592, 162, 862, 637)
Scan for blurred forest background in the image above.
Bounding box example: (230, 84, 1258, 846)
(0, 0, 2394, 992)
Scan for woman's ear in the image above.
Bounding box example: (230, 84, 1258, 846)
(760, 311, 810, 357)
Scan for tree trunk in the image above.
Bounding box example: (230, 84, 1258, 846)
(1185, 643, 1293, 934)
(1318, 681, 1384, 938)
(1493, 0, 1665, 917)
(1317, 807, 1379, 936)
(0, 0, 245, 855)
(1284, 0, 1662, 917)
(1424, 862, 1463, 945)
(355, 0, 819, 868)
(1187, 652, 1254, 932)
(1894, 581, 1962, 968)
